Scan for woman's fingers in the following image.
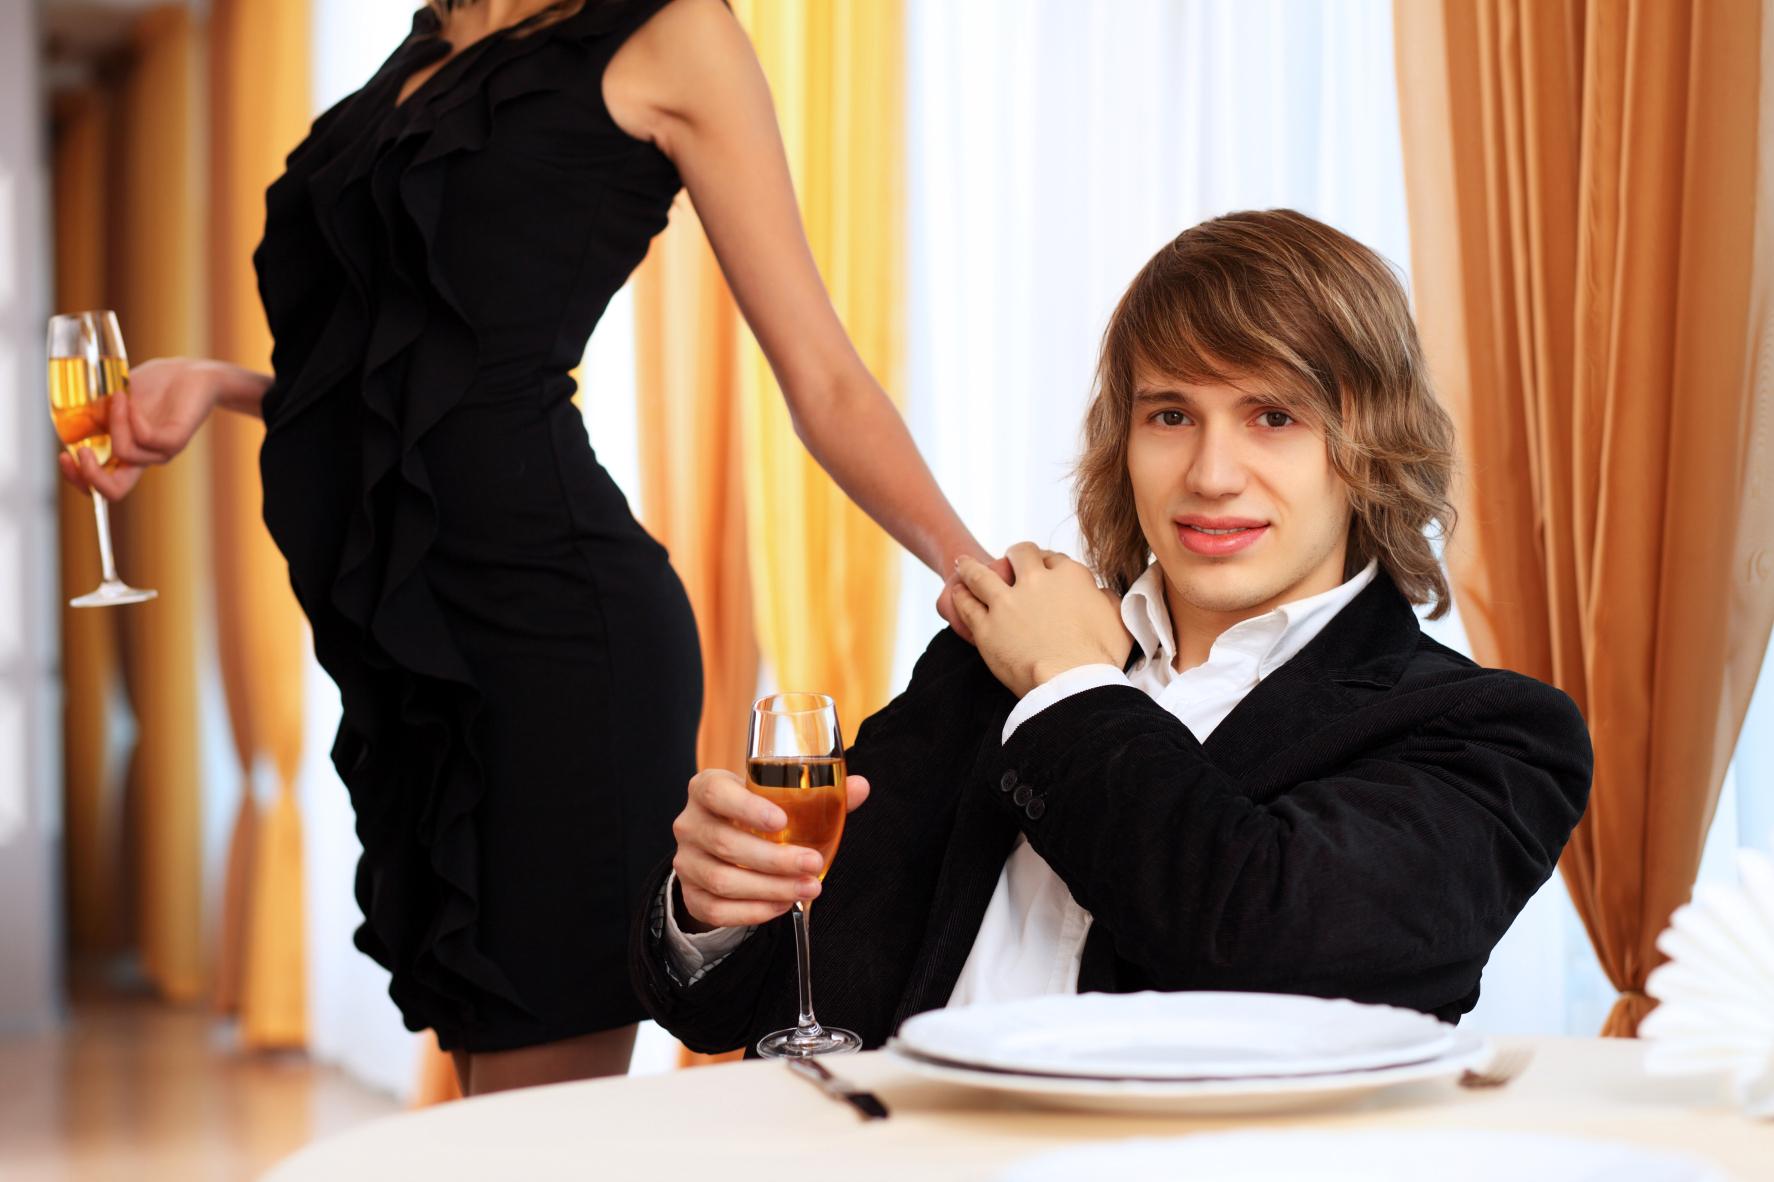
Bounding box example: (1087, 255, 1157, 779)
(57, 452, 89, 491)
(76, 447, 141, 502)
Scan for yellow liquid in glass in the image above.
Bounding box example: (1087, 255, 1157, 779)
(48, 355, 128, 466)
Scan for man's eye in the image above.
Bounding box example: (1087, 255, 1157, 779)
(1155, 410, 1188, 427)
(1258, 410, 1295, 429)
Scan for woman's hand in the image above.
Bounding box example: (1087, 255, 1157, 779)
(937, 553, 1012, 644)
(671, 768, 872, 931)
(56, 357, 226, 501)
(951, 544, 1133, 698)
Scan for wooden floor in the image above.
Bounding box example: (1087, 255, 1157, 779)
(0, 990, 401, 1181)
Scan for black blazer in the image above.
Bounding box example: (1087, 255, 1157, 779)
(631, 575, 1592, 1054)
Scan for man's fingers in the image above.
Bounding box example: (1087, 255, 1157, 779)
(954, 554, 1009, 606)
(950, 579, 986, 629)
(703, 822, 824, 877)
(689, 768, 785, 831)
(673, 847, 819, 904)
(844, 774, 870, 813)
(680, 885, 794, 929)
(1005, 541, 1046, 583)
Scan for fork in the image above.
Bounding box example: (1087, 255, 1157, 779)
(1459, 1045, 1533, 1089)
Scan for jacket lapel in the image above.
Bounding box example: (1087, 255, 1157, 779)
(1202, 575, 1421, 784)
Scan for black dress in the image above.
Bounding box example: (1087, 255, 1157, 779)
(253, 0, 700, 1052)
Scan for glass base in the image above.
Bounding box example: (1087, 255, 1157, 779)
(756, 1024, 863, 1059)
(70, 580, 158, 609)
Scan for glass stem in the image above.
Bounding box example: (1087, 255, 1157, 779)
(90, 489, 121, 585)
(790, 900, 824, 1041)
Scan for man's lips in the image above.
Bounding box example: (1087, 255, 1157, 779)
(1175, 516, 1269, 557)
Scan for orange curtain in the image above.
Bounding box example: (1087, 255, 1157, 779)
(734, 0, 905, 732)
(1395, 0, 1774, 1034)
(206, 0, 313, 1048)
(634, 201, 760, 795)
(111, 5, 211, 1004)
(52, 90, 126, 965)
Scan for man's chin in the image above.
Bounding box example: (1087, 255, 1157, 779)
(1165, 566, 1291, 618)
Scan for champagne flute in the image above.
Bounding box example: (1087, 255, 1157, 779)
(47, 311, 157, 608)
(745, 693, 861, 1058)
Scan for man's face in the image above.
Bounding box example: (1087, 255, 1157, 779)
(1126, 367, 1353, 630)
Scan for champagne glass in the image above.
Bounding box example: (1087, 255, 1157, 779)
(47, 311, 157, 608)
(746, 693, 861, 1058)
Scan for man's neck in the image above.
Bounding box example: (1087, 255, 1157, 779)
(1161, 564, 1351, 673)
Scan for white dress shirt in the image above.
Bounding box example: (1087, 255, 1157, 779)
(664, 561, 1379, 997)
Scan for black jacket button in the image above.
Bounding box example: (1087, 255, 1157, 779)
(1025, 797, 1047, 820)
(1012, 784, 1033, 807)
(1000, 770, 1019, 793)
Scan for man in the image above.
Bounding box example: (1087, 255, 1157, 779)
(631, 210, 1592, 1053)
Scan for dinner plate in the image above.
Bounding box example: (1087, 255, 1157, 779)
(996, 1129, 1730, 1182)
(885, 1028, 1491, 1116)
(893, 991, 1458, 1081)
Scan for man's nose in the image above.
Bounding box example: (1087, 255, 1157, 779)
(1185, 426, 1246, 498)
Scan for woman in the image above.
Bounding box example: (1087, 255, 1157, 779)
(62, 0, 990, 1094)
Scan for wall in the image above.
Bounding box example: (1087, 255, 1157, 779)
(0, 0, 64, 1036)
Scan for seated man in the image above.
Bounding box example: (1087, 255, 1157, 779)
(631, 209, 1592, 1053)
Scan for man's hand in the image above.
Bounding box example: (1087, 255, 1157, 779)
(951, 544, 1132, 698)
(936, 553, 1014, 645)
(671, 768, 871, 931)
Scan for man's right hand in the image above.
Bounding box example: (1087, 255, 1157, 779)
(56, 356, 227, 502)
(671, 768, 871, 932)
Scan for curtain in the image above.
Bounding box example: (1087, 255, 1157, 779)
(110, 5, 210, 1004)
(733, 0, 906, 730)
(634, 203, 759, 804)
(207, 0, 314, 1049)
(51, 90, 125, 964)
(1395, 0, 1774, 1035)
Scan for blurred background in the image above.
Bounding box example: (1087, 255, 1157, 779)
(0, 0, 1769, 1176)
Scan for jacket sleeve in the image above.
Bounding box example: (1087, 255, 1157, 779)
(990, 672, 1592, 989)
(629, 858, 790, 1055)
(629, 627, 1009, 1054)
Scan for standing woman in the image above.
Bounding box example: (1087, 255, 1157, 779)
(62, 0, 991, 1094)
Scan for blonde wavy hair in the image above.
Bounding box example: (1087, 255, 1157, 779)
(1075, 209, 1457, 617)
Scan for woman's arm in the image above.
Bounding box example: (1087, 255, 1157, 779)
(605, 0, 987, 584)
(59, 357, 273, 501)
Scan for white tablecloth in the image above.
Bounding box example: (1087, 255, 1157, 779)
(266, 1037, 1772, 1181)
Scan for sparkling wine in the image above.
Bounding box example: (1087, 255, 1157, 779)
(744, 756, 846, 880)
(47, 355, 128, 465)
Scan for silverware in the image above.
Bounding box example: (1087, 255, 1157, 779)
(1459, 1045, 1533, 1089)
(786, 1056, 890, 1120)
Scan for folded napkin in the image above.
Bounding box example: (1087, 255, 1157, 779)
(1642, 838, 1774, 1119)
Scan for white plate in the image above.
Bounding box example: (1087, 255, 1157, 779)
(893, 991, 1457, 1081)
(885, 1029, 1491, 1116)
(997, 1129, 1730, 1182)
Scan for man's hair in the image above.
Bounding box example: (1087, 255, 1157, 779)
(1075, 209, 1457, 617)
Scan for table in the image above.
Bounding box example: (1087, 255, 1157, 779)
(267, 1037, 1772, 1180)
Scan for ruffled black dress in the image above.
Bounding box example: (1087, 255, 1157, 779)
(252, 0, 701, 1052)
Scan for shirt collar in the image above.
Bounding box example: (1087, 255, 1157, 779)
(1121, 559, 1381, 680)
